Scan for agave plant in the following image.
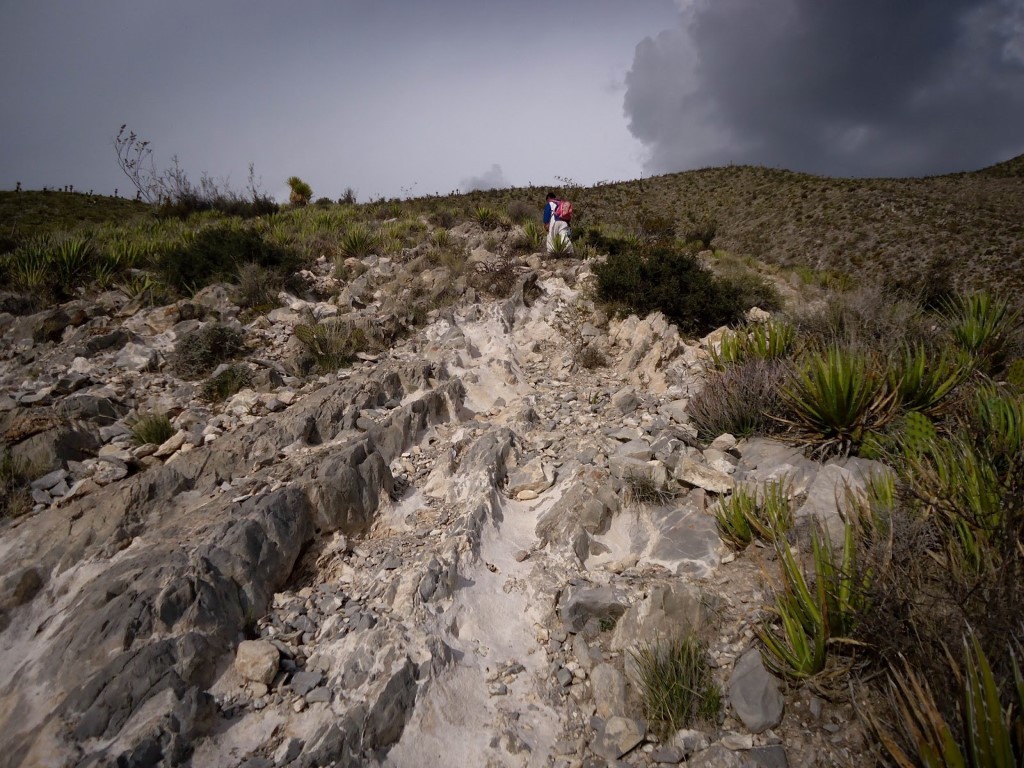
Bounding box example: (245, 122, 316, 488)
(5, 240, 50, 294)
(942, 291, 1021, 374)
(337, 225, 378, 260)
(757, 522, 868, 679)
(711, 319, 796, 369)
(472, 205, 499, 230)
(889, 342, 969, 415)
(779, 345, 899, 457)
(879, 637, 1024, 768)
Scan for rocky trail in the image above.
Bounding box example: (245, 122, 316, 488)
(0, 228, 879, 767)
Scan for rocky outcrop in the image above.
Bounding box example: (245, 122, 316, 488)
(0, 238, 871, 767)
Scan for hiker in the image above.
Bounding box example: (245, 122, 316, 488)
(543, 192, 574, 255)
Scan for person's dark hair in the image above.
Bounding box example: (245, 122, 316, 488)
(546, 192, 557, 200)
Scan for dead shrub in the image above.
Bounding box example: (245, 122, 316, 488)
(688, 358, 790, 441)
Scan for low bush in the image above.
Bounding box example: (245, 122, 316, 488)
(0, 446, 33, 518)
(593, 243, 751, 334)
(156, 222, 296, 294)
(294, 320, 370, 373)
(233, 262, 281, 311)
(200, 364, 254, 402)
(630, 635, 721, 739)
(171, 323, 247, 379)
(130, 412, 175, 446)
(689, 358, 790, 440)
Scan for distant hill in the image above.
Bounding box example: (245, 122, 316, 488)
(463, 153, 1024, 298)
(0, 191, 149, 244)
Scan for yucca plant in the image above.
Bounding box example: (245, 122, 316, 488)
(430, 228, 451, 249)
(5, 241, 51, 295)
(549, 232, 573, 256)
(942, 291, 1021, 374)
(714, 485, 758, 549)
(714, 480, 793, 549)
(51, 235, 95, 297)
(471, 205, 499, 230)
(337, 225, 377, 261)
(629, 635, 722, 740)
(971, 383, 1024, 466)
(901, 435, 1004, 576)
(889, 342, 970, 415)
(779, 345, 899, 457)
(757, 534, 829, 679)
(117, 272, 163, 306)
(521, 220, 544, 250)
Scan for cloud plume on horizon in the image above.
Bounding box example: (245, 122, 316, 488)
(625, 0, 1024, 177)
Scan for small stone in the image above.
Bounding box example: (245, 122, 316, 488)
(720, 732, 754, 751)
(274, 737, 305, 766)
(305, 688, 332, 704)
(249, 682, 269, 698)
(488, 682, 508, 696)
(292, 698, 306, 713)
(514, 550, 530, 562)
(651, 745, 685, 764)
(516, 489, 539, 501)
(235, 641, 280, 685)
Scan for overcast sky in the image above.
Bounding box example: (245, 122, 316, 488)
(2, 1, 1022, 203)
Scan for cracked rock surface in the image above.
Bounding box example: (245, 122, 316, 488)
(0, 242, 878, 767)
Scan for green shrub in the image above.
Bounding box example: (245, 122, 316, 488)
(593, 243, 750, 334)
(130, 412, 175, 446)
(171, 323, 247, 379)
(157, 222, 295, 294)
(630, 635, 721, 740)
(200, 364, 254, 402)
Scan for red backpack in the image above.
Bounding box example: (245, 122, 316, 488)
(554, 199, 573, 221)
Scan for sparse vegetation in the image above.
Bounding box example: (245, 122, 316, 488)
(0, 446, 34, 518)
(294, 319, 371, 373)
(630, 635, 722, 740)
(200, 364, 254, 402)
(171, 324, 247, 379)
(129, 412, 175, 446)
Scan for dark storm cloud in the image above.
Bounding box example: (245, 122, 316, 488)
(624, 0, 1024, 177)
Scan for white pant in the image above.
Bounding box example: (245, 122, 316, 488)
(546, 219, 574, 254)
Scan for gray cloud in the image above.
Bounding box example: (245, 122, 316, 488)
(460, 164, 508, 192)
(625, 0, 1024, 177)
